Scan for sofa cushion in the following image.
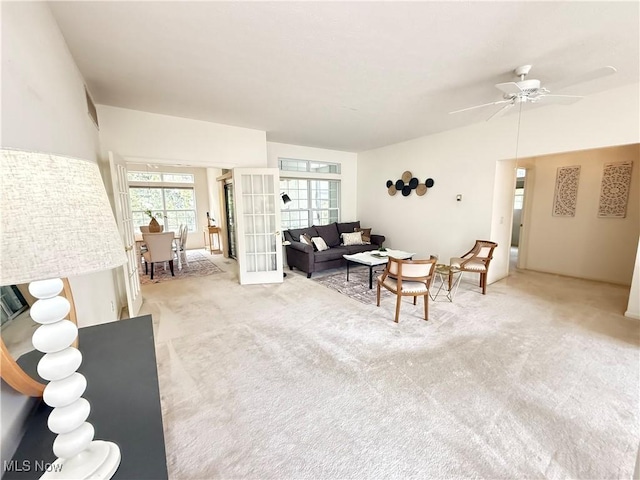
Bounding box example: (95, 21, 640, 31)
(341, 231, 366, 246)
(311, 236, 329, 252)
(345, 243, 378, 254)
(314, 223, 341, 248)
(314, 246, 348, 263)
(299, 233, 314, 248)
(287, 226, 318, 243)
(354, 227, 372, 242)
(337, 221, 360, 235)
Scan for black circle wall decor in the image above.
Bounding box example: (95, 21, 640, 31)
(387, 172, 435, 197)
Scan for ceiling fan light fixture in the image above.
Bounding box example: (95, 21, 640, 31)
(517, 79, 541, 91)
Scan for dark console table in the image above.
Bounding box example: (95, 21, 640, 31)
(5, 315, 168, 480)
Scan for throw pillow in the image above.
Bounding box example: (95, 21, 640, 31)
(311, 236, 329, 252)
(299, 234, 313, 246)
(314, 223, 341, 248)
(342, 231, 365, 246)
(355, 227, 372, 243)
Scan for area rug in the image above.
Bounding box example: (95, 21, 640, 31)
(312, 267, 393, 305)
(139, 250, 223, 285)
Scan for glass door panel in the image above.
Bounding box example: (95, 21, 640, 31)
(232, 168, 283, 285)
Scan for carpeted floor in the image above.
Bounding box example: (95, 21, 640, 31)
(139, 250, 223, 285)
(137, 263, 639, 479)
(312, 267, 392, 304)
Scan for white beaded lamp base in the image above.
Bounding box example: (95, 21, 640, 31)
(29, 278, 121, 480)
(42, 441, 120, 479)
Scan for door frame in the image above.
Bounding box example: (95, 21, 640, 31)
(108, 152, 143, 318)
(232, 167, 283, 285)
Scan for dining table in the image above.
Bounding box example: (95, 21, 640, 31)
(135, 231, 182, 270)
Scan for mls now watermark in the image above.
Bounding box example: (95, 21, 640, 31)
(3, 460, 63, 473)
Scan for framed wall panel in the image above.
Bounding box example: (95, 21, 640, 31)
(597, 161, 633, 218)
(552, 165, 581, 217)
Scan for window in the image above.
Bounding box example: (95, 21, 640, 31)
(280, 178, 340, 229)
(514, 169, 526, 210)
(128, 172, 194, 183)
(513, 187, 525, 210)
(128, 171, 197, 232)
(279, 158, 341, 174)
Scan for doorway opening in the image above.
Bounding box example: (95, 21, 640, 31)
(511, 167, 527, 272)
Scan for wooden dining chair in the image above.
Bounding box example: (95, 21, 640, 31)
(449, 240, 498, 294)
(142, 232, 175, 280)
(376, 255, 437, 323)
(173, 224, 189, 267)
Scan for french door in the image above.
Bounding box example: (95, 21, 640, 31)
(233, 168, 283, 284)
(109, 151, 142, 317)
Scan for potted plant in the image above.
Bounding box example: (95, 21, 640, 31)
(144, 209, 164, 233)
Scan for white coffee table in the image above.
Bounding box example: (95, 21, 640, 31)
(343, 249, 415, 289)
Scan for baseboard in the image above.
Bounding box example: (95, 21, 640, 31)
(624, 310, 640, 320)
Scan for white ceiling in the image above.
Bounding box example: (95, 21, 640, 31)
(49, 1, 639, 153)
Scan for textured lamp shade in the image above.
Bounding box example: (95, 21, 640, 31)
(0, 149, 126, 285)
(0, 148, 127, 480)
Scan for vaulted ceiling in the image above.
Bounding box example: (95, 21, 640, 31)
(49, 1, 639, 152)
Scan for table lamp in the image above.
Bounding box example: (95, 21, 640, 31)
(0, 149, 127, 479)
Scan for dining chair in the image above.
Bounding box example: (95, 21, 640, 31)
(449, 240, 498, 294)
(376, 255, 437, 323)
(142, 232, 175, 280)
(173, 224, 189, 267)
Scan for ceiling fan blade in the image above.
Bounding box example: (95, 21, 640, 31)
(486, 103, 514, 121)
(449, 99, 512, 114)
(549, 66, 617, 92)
(536, 94, 583, 105)
(495, 82, 522, 95)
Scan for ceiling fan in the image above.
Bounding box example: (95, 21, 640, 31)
(450, 64, 617, 121)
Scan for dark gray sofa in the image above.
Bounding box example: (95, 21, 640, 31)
(283, 221, 385, 278)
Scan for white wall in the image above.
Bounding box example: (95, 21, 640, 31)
(98, 105, 268, 169)
(357, 82, 640, 287)
(523, 145, 639, 285)
(490, 160, 517, 281)
(0, 1, 119, 466)
(266, 142, 358, 222)
(357, 120, 513, 267)
(206, 167, 224, 228)
(627, 244, 640, 319)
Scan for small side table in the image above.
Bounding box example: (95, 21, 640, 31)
(203, 226, 222, 254)
(430, 264, 463, 302)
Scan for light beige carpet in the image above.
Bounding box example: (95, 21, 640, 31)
(139, 250, 223, 285)
(137, 261, 639, 479)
